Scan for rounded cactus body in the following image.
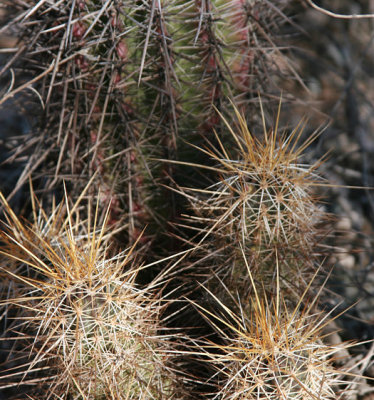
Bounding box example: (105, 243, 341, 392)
(195, 280, 355, 400)
(0, 191, 181, 399)
(179, 105, 326, 299)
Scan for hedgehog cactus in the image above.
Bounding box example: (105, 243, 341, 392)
(0, 1, 370, 400)
(196, 279, 353, 400)
(177, 104, 326, 300)
(0, 191, 181, 399)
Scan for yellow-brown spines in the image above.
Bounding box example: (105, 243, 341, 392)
(0, 191, 181, 399)
(180, 103, 327, 297)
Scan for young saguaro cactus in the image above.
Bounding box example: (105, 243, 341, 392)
(0, 190, 183, 399)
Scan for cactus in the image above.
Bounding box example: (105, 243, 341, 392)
(176, 103, 327, 301)
(0, 0, 297, 243)
(0, 189, 183, 399)
(193, 272, 358, 400)
(0, 1, 372, 400)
